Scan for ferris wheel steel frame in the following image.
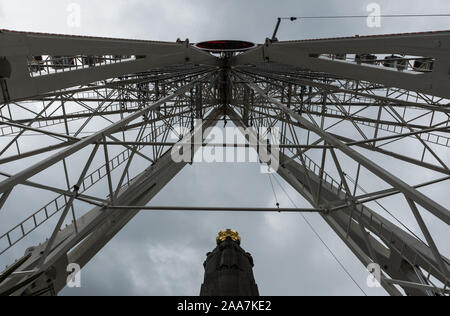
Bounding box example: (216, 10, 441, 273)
(0, 29, 449, 296)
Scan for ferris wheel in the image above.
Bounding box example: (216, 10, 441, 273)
(0, 27, 449, 296)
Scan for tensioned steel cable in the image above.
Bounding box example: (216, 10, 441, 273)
(268, 173, 280, 208)
(344, 174, 450, 266)
(344, 174, 425, 242)
(271, 174, 369, 296)
(280, 14, 450, 20)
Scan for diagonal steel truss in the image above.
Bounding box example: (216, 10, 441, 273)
(0, 29, 449, 296)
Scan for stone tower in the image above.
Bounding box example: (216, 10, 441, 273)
(200, 229, 259, 296)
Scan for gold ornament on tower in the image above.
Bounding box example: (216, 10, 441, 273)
(216, 229, 241, 244)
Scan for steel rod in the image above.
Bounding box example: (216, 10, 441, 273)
(103, 205, 325, 213)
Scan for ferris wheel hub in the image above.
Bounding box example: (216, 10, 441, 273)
(194, 40, 256, 53)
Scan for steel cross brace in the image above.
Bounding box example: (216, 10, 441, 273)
(0, 30, 218, 103)
(0, 107, 222, 296)
(0, 71, 216, 197)
(228, 106, 450, 296)
(232, 32, 450, 99)
(235, 72, 450, 226)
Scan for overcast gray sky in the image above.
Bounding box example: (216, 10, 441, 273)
(0, 0, 449, 296)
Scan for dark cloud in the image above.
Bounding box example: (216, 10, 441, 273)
(0, 0, 449, 297)
(60, 162, 387, 296)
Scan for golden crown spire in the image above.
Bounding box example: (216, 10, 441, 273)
(216, 229, 241, 244)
